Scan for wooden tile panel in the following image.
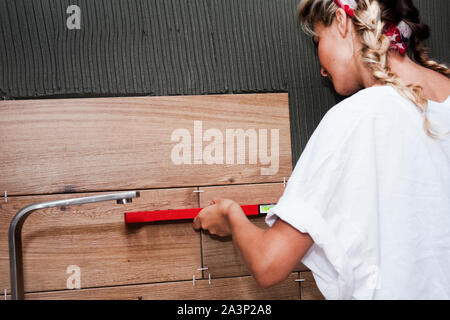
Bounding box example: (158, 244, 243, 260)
(0, 93, 291, 196)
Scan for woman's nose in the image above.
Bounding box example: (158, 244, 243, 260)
(320, 67, 328, 78)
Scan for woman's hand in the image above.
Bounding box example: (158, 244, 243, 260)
(193, 198, 242, 237)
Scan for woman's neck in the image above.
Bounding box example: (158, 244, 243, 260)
(361, 50, 450, 103)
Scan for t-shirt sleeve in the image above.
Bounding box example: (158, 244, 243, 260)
(265, 104, 378, 299)
(266, 105, 366, 231)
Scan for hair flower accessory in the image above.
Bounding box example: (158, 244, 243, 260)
(334, 0, 413, 55)
(384, 21, 412, 54)
(334, 0, 357, 18)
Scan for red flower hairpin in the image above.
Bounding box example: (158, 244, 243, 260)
(334, 0, 413, 55)
(334, 0, 357, 18)
(384, 21, 412, 54)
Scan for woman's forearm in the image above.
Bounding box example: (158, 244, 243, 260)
(226, 202, 273, 286)
(194, 198, 312, 287)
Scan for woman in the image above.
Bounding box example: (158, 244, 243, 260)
(193, 0, 450, 299)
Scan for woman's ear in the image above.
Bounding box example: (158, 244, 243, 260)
(335, 8, 349, 38)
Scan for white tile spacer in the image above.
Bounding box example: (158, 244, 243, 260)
(4, 288, 6, 300)
(197, 267, 208, 271)
(193, 274, 196, 287)
(208, 273, 211, 285)
(283, 177, 286, 188)
(295, 278, 305, 282)
(4, 191, 7, 204)
(193, 190, 204, 193)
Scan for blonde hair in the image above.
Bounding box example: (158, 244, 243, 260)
(297, 0, 450, 140)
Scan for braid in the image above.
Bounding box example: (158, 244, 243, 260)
(353, 0, 450, 140)
(412, 41, 450, 78)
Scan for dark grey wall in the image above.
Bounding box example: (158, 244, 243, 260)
(0, 0, 448, 163)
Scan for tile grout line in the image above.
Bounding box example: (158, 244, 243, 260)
(196, 186, 205, 279)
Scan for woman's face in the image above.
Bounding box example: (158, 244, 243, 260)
(312, 20, 363, 96)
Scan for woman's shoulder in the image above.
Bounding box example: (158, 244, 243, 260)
(321, 85, 450, 140)
(309, 87, 390, 145)
(330, 85, 450, 116)
(328, 85, 402, 117)
(313, 85, 414, 143)
(318, 86, 399, 132)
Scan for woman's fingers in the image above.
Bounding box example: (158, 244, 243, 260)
(193, 205, 212, 230)
(193, 211, 203, 230)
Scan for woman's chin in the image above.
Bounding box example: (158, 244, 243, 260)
(333, 83, 360, 97)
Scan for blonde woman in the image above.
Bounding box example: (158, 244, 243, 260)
(193, 0, 450, 299)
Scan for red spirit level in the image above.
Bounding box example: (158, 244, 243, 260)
(124, 203, 276, 223)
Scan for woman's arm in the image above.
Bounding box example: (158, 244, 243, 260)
(193, 199, 314, 288)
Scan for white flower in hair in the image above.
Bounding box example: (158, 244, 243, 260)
(397, 21, 412, 41)
(346, 0, 357, 9)
(336, 0, 357, 10)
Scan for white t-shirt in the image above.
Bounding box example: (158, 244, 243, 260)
(266, 85, 450, 299)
